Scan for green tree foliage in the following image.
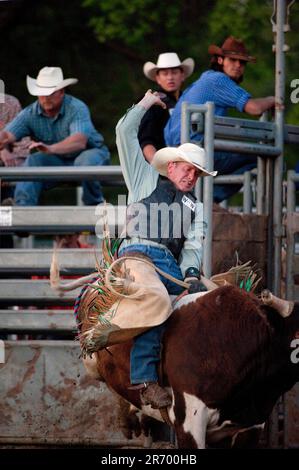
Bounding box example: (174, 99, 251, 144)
(1, 0, 298, 170)
(208, 0, 299, 95)
(83, 0, 216, 62)
(83, 0, 299, 167)
(83, 0, 298, 100)
(0, 0, 134, 156)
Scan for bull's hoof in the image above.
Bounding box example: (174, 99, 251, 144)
(117, 399, 142, 440)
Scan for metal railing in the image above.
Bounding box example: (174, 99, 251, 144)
(0, 165, 123, 181)
(181, 102, 282, 277)
(285, 170, 299, 300)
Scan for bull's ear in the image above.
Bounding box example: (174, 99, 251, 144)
(261, 290, 294, 317)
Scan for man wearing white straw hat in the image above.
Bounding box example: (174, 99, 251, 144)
(0, 66, 110, 205)
(138, 52, 194, 163)
(115, 90, 217, 409)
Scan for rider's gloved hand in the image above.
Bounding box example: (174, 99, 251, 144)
(185, 278, 208, 294)
(184, 267, 207, 294)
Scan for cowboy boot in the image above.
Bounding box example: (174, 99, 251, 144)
(140, 382, 172, 409)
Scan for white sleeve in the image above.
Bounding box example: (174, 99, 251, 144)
(178, 202, 207, 277)
(116, 104, 158, 203)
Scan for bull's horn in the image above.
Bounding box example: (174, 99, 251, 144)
(200, 275, 219, 291)
(261, 289, 294, 317)
(50, 248, 98, 292)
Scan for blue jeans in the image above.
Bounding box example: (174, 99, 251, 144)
(14, 147, 110, 206)
(118, 244, 184, 384)
(213, 151, 257, 203)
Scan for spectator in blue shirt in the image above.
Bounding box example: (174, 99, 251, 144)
(0, 67, 110, 205)
(164, 37, 276, 203)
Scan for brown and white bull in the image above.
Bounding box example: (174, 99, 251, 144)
(83, 285, 299, 448)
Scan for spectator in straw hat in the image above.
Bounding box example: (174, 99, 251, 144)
(0, 67, 110, 206)
(165, 37, 276, 203)
(138, 52, 194, 163)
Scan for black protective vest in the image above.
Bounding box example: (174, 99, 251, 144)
(125, 177, 196, 259)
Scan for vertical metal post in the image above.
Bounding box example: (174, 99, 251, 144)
(286, 170, 296, 213)
(286, 171, 295, 300)
(202, 102, 215, 277)
(76, 187, 83, 206)
(243, 171, 252, 214)
(266, 159, 274, 288)
(256, 112, 269, 215)
(269, 0, 287, 450)
(180, 102, 190, 144)
(181, 102, 202, 201)
(285, 227, 295, 301)
(256, 157, 266, 214)
(272, 0, 286, 296)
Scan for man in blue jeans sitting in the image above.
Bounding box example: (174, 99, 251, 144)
(0, 67, 110, 205)
(116, 90, 217, 409)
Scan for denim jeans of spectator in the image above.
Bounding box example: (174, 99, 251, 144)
(14, 147, 110, 206)
(213, 151, 257, 203)
(118, 244, 184, 384)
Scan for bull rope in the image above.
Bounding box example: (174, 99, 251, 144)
(104, 256, 219, 299)
(50, 251, 219, 296)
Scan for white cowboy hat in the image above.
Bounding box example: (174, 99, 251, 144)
(151, 143, 217, 177)
(143, 52, 195, 81)
(26, 67, 78, 96)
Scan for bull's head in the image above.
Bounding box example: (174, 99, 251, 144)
(261, 289, 294, 318)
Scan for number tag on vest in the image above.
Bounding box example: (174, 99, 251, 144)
(182, 195, 195, 212)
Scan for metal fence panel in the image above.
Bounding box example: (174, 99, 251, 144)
(0, 310, 75, 332)
(0, 280, 79, 307)
(0, 341, 141, 447)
